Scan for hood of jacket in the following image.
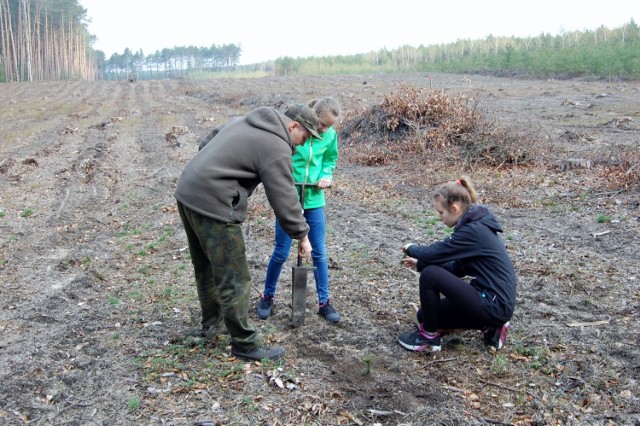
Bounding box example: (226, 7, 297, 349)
(455, 204, 503, 234)
(246, 107, 294, 152)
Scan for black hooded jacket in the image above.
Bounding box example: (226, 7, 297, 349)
(405, 204, 517, 323)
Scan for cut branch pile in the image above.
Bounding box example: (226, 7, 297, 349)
(340, 83, 539, 168)
(341, 84, 480, 149)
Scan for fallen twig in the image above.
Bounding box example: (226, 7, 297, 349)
(566, 319, 610, 327)
(442, 384, 465, 393)
(369, 408, 406, 416)
(479, 379, 537, 399)
(424, 356, 460, 367)
(476, 417, 514, 426)
(592, 230, 611, 238)
(583, 189, 625, 198)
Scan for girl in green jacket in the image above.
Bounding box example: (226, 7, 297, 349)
(257, 97, 342, 323)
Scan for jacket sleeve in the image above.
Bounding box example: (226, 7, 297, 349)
(407, 226, 481, 271)
(259, 156, 309, 240)
(320, 131, 339, 180)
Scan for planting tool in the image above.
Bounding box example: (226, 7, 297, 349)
(291, 182, 318, 328)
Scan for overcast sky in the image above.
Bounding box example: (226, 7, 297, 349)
(79, 0, 638, 65)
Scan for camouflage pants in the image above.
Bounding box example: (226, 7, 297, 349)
(177, 202, 260, 350)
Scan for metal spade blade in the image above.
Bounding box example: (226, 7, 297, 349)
(291, 255, 315, 328)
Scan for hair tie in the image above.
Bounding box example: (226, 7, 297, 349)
(456, 180, 462, 185)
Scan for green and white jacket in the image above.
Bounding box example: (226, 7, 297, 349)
(292, 126, 339, 209)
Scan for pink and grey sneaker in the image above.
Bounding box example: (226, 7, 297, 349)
(398, 324, 442, 352)
(484, 321, 511, 349)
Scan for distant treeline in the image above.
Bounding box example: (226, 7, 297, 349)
(103, 18, 640, 81)
(1, 0, 638, 82)
(274, 19, 640, 80)
(102, 44, 242, 81)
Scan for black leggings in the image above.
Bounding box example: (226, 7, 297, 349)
(418, 265, 502, 333)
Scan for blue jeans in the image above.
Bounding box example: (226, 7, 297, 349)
(264, 207, 329, 304)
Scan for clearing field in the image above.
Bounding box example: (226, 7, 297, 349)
(0, 73, 639, 425)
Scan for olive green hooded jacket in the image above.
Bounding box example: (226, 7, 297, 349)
(174, 106, 309, 240)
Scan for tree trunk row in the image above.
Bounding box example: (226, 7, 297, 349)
(1, 0, 97, 81)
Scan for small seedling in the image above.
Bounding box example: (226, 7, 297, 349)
(20, 208, 33, 218)
(362, 355, 373, 375)
(240, 395, 257, 411)
(129, 290, 142, 301)
(127, 397, 141, 411)
(597, 214, 612, 223)
(489, 354, 509, 376)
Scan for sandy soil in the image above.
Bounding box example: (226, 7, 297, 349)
(0, 73, 639, 425)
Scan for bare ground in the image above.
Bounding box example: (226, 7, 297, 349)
(0, 73, 639, 425)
